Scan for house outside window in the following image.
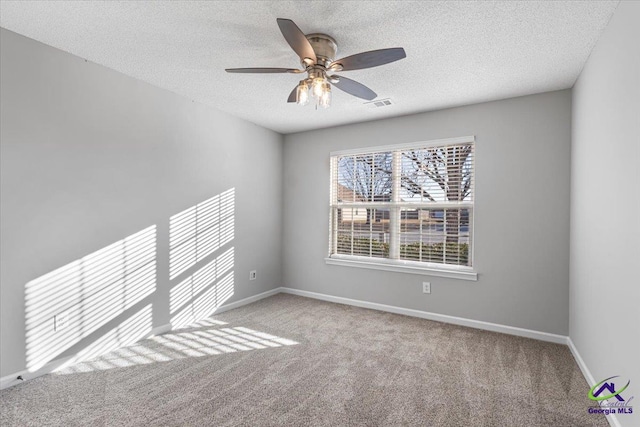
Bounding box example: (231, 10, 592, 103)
(327, 136, 477, 280)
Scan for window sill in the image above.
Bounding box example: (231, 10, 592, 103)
(324, 255, 478, 281)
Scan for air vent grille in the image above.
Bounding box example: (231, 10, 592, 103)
(364, 98, 393, 108)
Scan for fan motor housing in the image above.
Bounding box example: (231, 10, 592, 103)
(305, 33, 337, 67)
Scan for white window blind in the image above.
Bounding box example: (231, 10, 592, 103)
(329, 137, 475, 271)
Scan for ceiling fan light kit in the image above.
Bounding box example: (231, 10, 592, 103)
(226, 18, 406, 109)
(297, 64, 333, 108)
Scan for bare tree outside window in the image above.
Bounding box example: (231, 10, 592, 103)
(337, 153, 392, 221)
(401, 145, 473, 243)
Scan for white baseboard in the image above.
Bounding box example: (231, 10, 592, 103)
(0, 325, 175, 390)
(150, 324, 172, 337)
(567, 338, 620, 427)
(0, 287, 282, 391)
(0, 371, 28, 390)
(206, 287, 282, 316)
(0, 354, 76, 391)
(567, 337, 595, 386)
(279, 287, 568, 344)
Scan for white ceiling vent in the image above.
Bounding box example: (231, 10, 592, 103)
(365, 98, 393, 108)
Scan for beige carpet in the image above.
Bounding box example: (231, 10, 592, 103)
(0, 294, 607, 426)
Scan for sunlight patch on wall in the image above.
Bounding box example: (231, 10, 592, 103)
(169, 188, 236, 330)
(56, 324, 298, 374)
(170, 247, 234, 329)
(25, 226, 156, 372)
(169, 188, 235, 279)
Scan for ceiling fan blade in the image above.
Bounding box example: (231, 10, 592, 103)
(287, 86, 297, 103)
(225, 67, 302, 73)
(331, 48, 406, 71)
(332, 75, 377, 100)
(276, 18, 317, 65)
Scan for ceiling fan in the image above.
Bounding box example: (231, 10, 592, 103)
(225, 18, 406, 108)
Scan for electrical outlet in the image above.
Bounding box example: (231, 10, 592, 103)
(249, 270, 257, 281)
(54, 311, 70, 332)
(422, 282, 431, 294)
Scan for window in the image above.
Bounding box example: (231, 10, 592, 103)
(327, 136, 476, 280)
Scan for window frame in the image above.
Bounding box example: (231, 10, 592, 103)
(326, 135, 478, 281)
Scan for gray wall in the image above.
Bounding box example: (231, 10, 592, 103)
(0, 29, 283, 376)
(570, 2, 639, 426)
(283, 90, 572, 335)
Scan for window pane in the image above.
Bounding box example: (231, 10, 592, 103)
(399, 208, 470, 266)
(335, 208, 389, 258)
(336, 153, 392, 203)
(400, 144, 474, 203)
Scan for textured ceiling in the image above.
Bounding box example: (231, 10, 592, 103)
(0, 1, 618, 134)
